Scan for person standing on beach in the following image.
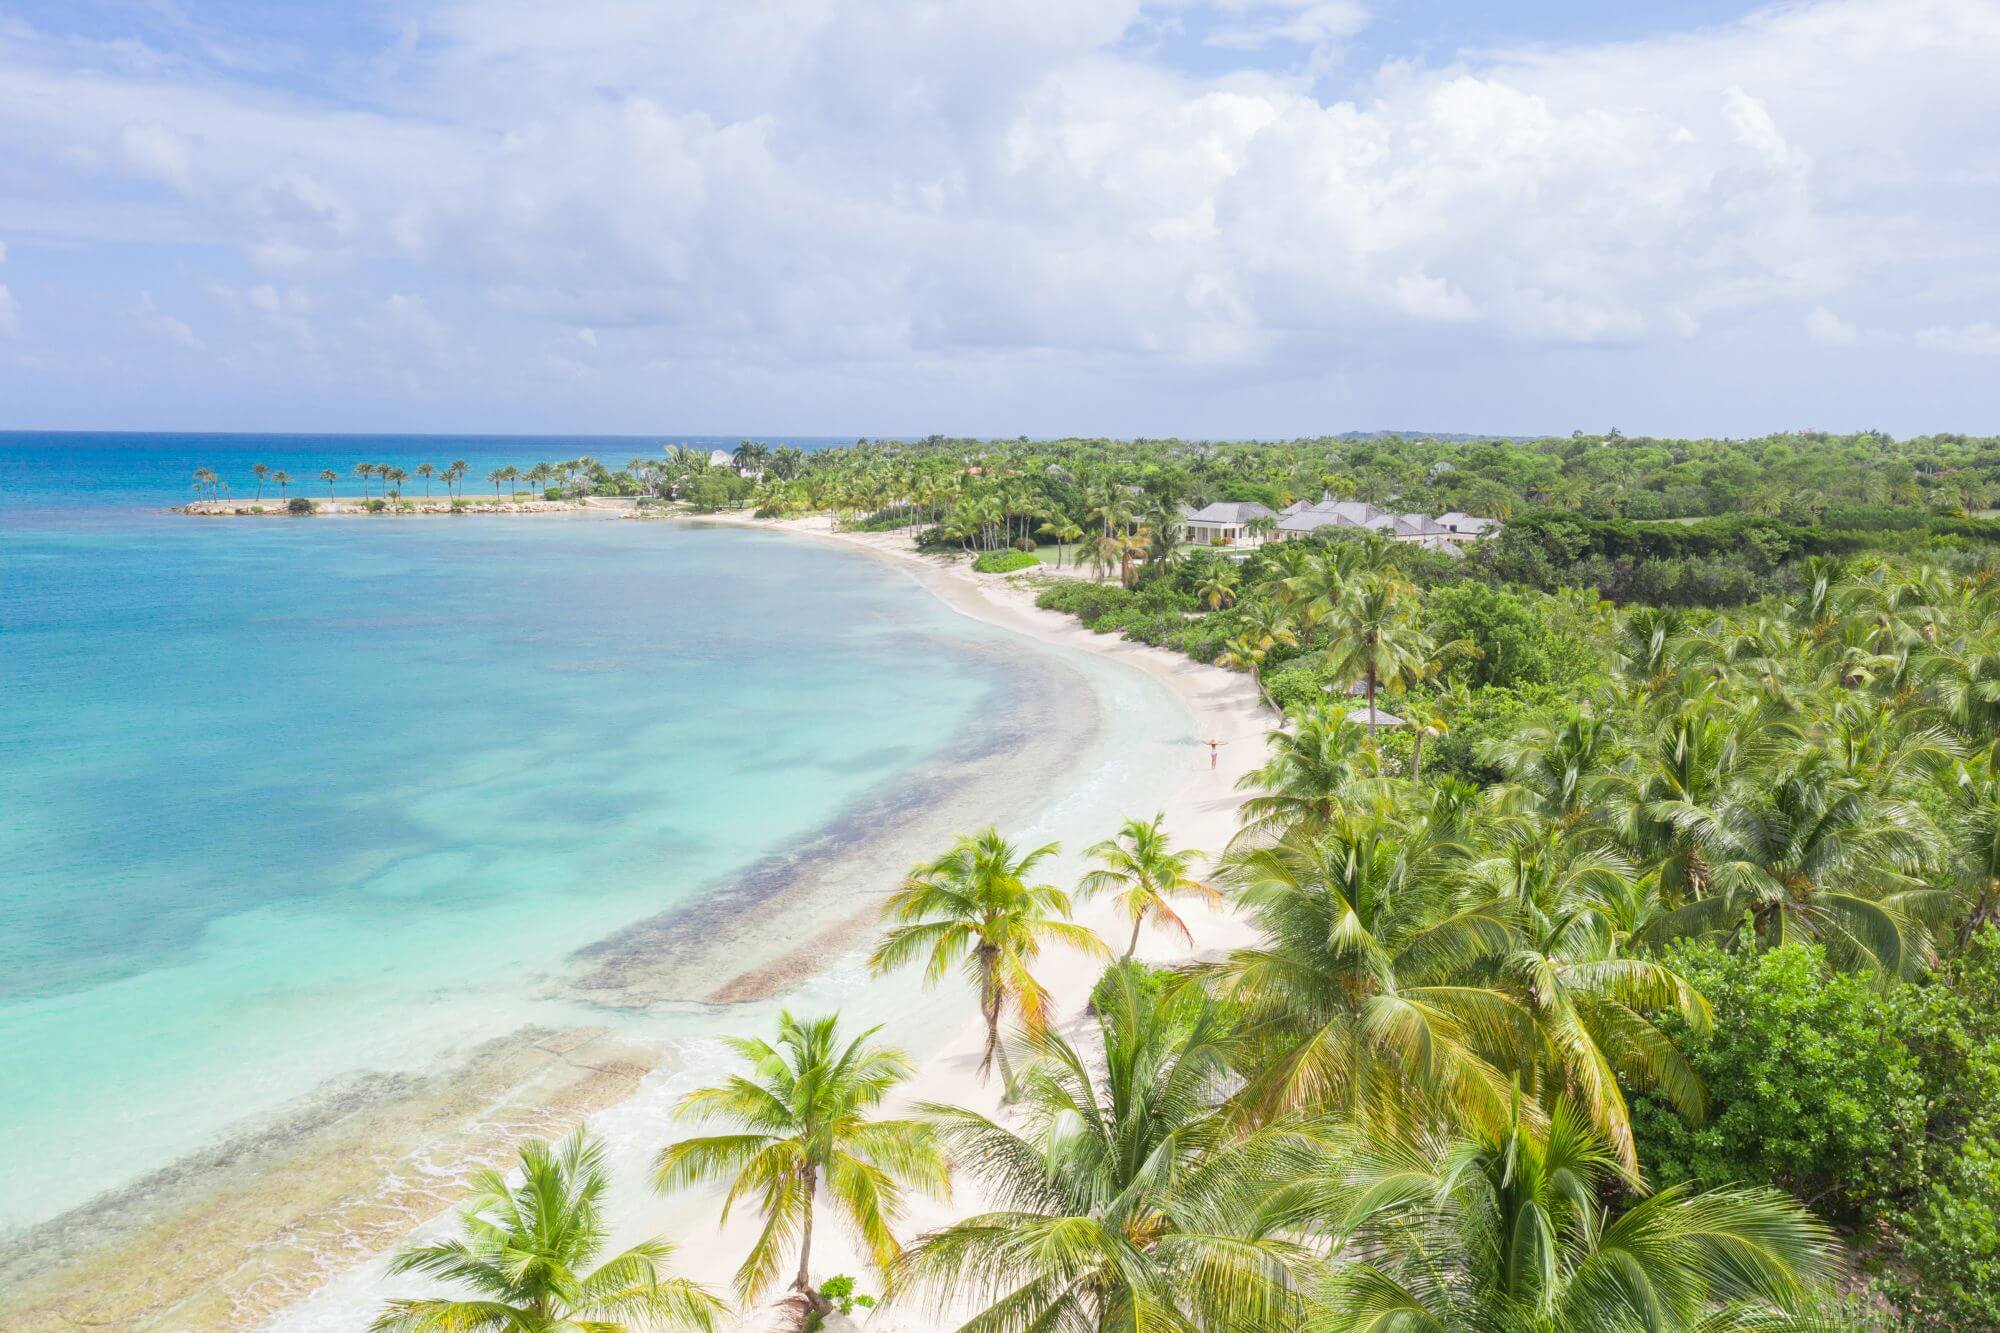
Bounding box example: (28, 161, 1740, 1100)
(1206, 738, 1222, 769)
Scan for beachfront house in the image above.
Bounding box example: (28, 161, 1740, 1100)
(1274, 496, 1496, 549)
(1179, 501, 1276, 546)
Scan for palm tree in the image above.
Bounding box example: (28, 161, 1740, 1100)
(652, 1012, 947, 1310)
(1079, 814, 1220, 960)
(1220, 634, 1280, 716)
(488, 467, 506, 495)
(1950, 748, 2000, 949)
(191, 466, 218, 499)
(1197, 562, 1241, 611)
(252, 462, 269, 499)
(272, 470, 291, 498)
(1220, 604, 1298, 716)
(1468, 822, 1712, 1171)
(372, 1128, 722, 1333)
(869, 829, 1107, 1094)
(319, 468, 338, 500)
(1050, 517, 1084, 566)
(1321, 573, 1432, 729)
(416, 462, 436, 496)
(769, 446, 807, 481)
(1215, 812, 1527, 1128)
(1643, 754, 1952, 976)
(1399, 692, 1447, 783)
(1303, 1097, 1835, 1331)
(891, 965, 1314, 1331)
(1233, 705, 1378, 846)
(354, 462, 376, 499)
(384, 466, 408, 498)
(1485, 708, 1625, 834)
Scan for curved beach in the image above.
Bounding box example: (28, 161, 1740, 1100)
(1, 513, 1263, 1331)
(269, 516, 1269, 1331)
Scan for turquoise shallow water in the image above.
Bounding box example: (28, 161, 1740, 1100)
(0, 438, 1042, 1235)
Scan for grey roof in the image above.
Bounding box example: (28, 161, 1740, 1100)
(1436, 511, 1499, 534)
(1275, 499, 1383, 533)
(1390, 513, 1451, 536)
(1182, 501, 1275, 524)
(1346, 706, 1406, 729)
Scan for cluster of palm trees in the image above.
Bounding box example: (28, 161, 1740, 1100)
(347, 460, 469, 500)
(1204, 540, 1433, 724)
(376, 702, 1876, 1332)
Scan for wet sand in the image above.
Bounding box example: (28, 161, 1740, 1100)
(0, 1027, 656, 1330)
(6, 509, 1268, 1331)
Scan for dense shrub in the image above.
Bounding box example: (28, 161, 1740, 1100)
(363, 498, 387, 513)
(1263, 649, 1341, 714)
(971, 549, 1039, 573)
(1035, 582, 1137, 624)
(1886, 929, 2000, 1326)
(1632, 941, 1927, 1223)
(1421, 583, 1557, 689)
(1420, 683, 1576, 786)
(1482, 508, 2000, 605)
(286, 496, 315, 515)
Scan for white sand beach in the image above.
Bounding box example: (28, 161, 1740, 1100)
(253, 513, 1271, 1331)
(548, 513, 1272, 1330)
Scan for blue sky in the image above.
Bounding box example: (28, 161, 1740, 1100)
(1, 0, 1996, 438)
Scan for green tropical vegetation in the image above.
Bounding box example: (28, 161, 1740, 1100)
(651, 1012, 948, 1315)
(372, 1128, 723, 1332)
(312, 428, 2000, 1328)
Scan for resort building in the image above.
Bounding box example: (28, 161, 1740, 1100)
(1171, 495, 1498, 550)
(1178, 501, 1277, 546)
(1274, 497, 1496, 548)
(1436, 511, 1501, 538)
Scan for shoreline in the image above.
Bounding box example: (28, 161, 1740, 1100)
(274, 512, 1270, 1331)
(7, 509, 1270, 1331)
(594, 512, 1273, 1329)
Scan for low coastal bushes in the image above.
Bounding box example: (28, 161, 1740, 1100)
(971, 548, 1038, 573)
(1035, 581, 1134, 623)
(1633, 933, 2000, 1327)
(286, 496, 315, 514)
(1032, 581, 1234, 659)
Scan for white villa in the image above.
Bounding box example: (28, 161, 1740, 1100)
(1275, 497, 1497, 549)
(1179, 501, 1276, 545)
(1177, 496, 1498, 549)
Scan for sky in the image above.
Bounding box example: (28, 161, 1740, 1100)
(0, 0, 1996, 439)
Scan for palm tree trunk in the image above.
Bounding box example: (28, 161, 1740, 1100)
(1366, 665, 1378, 729)
(794, 1166, 817, 1293)
(1410, 728, 1426, 782)
(1124, 911, 1144, 961)
(977, 949, 1015, 1099)
(1252, 666, 1281, 717)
